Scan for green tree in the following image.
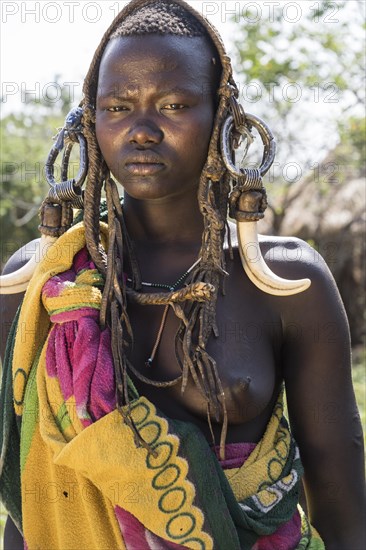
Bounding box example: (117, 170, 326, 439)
(231, 0, 365, 231)
(0, 77, 74, 268)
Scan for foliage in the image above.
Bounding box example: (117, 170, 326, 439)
(352, 347, 366, 450)
(231, 0, 365, 230)
(0, 78, 73, 268)
(336, 116, 366, 176)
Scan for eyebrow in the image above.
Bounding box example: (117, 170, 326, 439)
(97, 85, 204, 101)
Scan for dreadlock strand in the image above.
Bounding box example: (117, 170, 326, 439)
(99, 214, 116, 329)
(194, 355, 214, 410)
(82, 111, 108, 275)
(170, 302, 208, 399)
(105, 177, 135, 357)
(199, 353, 221, 422)
(185, 308, 213, 397)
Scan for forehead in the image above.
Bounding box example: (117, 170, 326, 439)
(97, 35, 217, 96)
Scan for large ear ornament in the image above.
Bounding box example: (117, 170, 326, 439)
(0, 107, 87, 294)
(220, 99, 311, 296)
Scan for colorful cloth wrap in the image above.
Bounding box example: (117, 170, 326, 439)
(0, 223, 324, 549)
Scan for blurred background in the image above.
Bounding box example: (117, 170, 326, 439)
(0, 0, 365, 543)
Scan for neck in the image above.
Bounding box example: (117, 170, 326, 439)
(123, 189, 204, 247)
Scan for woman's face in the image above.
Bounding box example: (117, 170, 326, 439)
(95, 34, 218, 201)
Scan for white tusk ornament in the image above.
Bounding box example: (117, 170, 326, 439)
(220, 107, 311, 296)
(237, 221, 311, 296)
(0, 234, 57, 294)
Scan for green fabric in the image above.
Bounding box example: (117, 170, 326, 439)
(167, 411, 304, 550)
(168, 417, 242, 548)
(0, 304, 23, 531)
(20, 352, 40, 474)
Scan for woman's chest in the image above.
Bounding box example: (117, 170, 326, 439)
(125, 271, 284, 442)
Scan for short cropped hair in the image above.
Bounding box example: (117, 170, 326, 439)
(110, 1, 207, 38)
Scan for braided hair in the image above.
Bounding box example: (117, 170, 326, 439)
(81, 0, 239, 458)
(110, 1, 207, 37)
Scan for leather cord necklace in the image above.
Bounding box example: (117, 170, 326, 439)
(128, 257, 201, 368)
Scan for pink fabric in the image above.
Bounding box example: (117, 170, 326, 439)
(73, 247, 95, 273)
(253, 511, 302, 550)
(42, 268, 76, 298)
(43, 248, 115, 426)
(213, 441, 257, 469)
(46, 317, 115, 425)
(50, 308, 100, 324)
(115, 507, 187, 549)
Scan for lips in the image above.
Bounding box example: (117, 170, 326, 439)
(124, 153, 165, 176)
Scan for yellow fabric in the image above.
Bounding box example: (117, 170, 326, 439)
(22, 366, 124, 549)
(17, 224, 213, 548)
(22, 357, 213, 548)
(12, 223, 108, 416)
(225, 394, 296, 506)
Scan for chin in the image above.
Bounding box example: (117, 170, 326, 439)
(117, 176, 185, 202)
(119, 181, 175, 201)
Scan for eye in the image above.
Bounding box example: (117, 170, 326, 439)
(161, 103, 187, 111)
(105, 106, 129, 112)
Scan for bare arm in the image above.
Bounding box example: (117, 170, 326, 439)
(0, 242, 39, 549)
(277, 240, 365, 548)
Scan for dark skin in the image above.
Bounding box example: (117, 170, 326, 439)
(2, 35, 365, 549)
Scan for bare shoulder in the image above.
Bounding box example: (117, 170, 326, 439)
(262, 234, 346, 311)
(226, 221, 347, 332)
(227, 221, 336, 291)
(258, 234, 333, 286)
(257, 234, 350, 342)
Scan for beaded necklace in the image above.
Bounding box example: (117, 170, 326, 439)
(128, 257, 201, 367)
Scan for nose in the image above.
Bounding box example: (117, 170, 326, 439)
(128, 119, 163, 147)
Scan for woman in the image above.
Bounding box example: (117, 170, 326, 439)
(0, 1, 365, 548)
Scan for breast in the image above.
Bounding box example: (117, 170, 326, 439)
(126, 297, 282, 437)
(126, 247, 284, 441)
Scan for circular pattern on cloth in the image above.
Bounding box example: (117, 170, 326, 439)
(139, 402, 206, 546)
(138, 420, 162, 447)
(275, 438, 289, 460)
(280, 469, 298, 489)
(268, 457, 283, 480)
(159, 487, 187, 513)
(152, 464, 181, 490)
(258, 480, 270, 492)
(146, 441, 174, 469)
(13, 369, 27, 406)
(180, 537, 206, 549)
(166, 512, 196, 540)
(273, 403, 282, 420)
(130, 401, 150, 426)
